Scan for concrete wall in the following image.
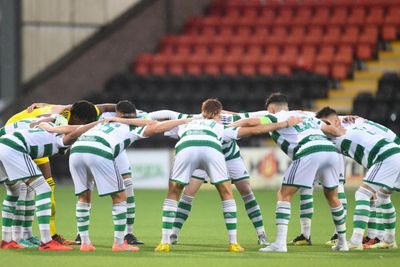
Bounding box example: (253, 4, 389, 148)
(22, 0, 140, 81)
(2, 0, 210, 120)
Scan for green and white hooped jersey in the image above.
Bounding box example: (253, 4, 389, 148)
(0, 118, 36, 137)
(165, 119, 239, 155)
(0, 114, 68, 137)
(334, 123, 400, 169)
(0, 125, 67, 158)
(71, 122, 146, 160)
(263, 110, 337, 160)
(221, 110, 271, 160)
(342, 118, 400, 145)
(153, 110, 241, 160)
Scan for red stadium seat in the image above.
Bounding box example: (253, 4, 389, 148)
(316, 45, 335, 64)
(276, 64, 291, 75)
(247, 44, 263, 56)
(347, 7, 366, 26)
(314, 64, 330, 76)
(365, 7, 384, 26)
(356, 44, 373, 60)
(382, 25, 398, 41)
(133, 62, 149, 75)
(332, 64, 348, 80)
(334, 45, 353, 66)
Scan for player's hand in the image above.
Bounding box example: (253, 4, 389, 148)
(342, 115, 358, 124)
(103, 117, 119, 123)
(287, 116, 303, 127)
(29, 121, 40, 128)
(26, 103, 43, 113)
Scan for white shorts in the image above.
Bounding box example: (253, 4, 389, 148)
(115, 151, 132, 177)
(338, 154, 346, 182)
(69, 153, 125, 196)
(283, 151, 340, 189)
(0, 144, 42, 182)
(171, 146, 229, 185)
(192, 157, 249, 183)
(364, 153, 400, 191)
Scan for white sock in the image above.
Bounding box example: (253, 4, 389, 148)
(222, 199, 238, 244)
(275, 201, 291, 247)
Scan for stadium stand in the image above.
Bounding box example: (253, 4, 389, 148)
(132, 0, 399, 79)
(352, 72, 400, 135)
(85, 0, 400, 140)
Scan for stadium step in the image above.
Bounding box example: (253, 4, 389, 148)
(391, 41, 400, 52)
(314, 40, 400, 114)
(353, 71, 383, 81)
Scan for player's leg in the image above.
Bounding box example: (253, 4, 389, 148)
(352, 155, 400, 250)
(323, 187, 347, 251)
(23, 184, 40, 246)
(228, 157, 268, 245)
(206, 148, 243, 252)
(171, 173, 204, 244)
(155, 181, 185, 252)
(215, 181, 243, 252)
(12, 182, 36, 248)
(28, 176, 72, 251)
(155, 148, 196, 252)
(363, 196, 380, 248)
(374, 190, 397, 249)
(260, 153, 327, 252)
(1, 182, 24, 249)
(259, 185, 297, 252)
(234, 179, 268, 244)
(349, 183, 375, 250)
(290, 187, 314, 246)
(0, 146, 70, 251)
(116, 152, 143, 245)
(69, 153, 95, 251)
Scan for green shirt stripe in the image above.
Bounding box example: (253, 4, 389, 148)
(176, 140, 222, 154)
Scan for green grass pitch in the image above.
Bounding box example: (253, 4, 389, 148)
(0, 186, 399, 267)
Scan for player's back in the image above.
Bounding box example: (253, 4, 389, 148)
(0, 126, 65, 158)
(335, 124, 400, 168)
(174, 119, 225, 152)
(74, 122, 145, 157)
(268, 110, 335, 159)
(6, 106, 54, 125)
(0, 118, 36, 136)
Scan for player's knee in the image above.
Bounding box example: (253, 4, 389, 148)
(111, 191, 127, 204)
(167, 181, 184, 200)
(355, 186, 374, 201)
(376, 190, 391, 205)
(235, 180, 252, 196)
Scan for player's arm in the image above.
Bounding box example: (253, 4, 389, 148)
(29, 117, 55, 128)
(62, 121, 103, 145)
(229, 117, 265, 127)
(26, 102, 51, 112)
(103, 117, 156, 126)
(143, 118, 191, 137)
(237, 116, 303, 138)
(38, 123, 79, 134)
(95, 103, 116, 114)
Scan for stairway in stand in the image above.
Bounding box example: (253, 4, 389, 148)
(313, 41, 400, 114)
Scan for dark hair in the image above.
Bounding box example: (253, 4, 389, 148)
(265, 93, 288, 109)
(202, 98, 223, 119)
(116, 100, 136, 117)
(315, 106, 338, 119)
(70, 100, 97, 124)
